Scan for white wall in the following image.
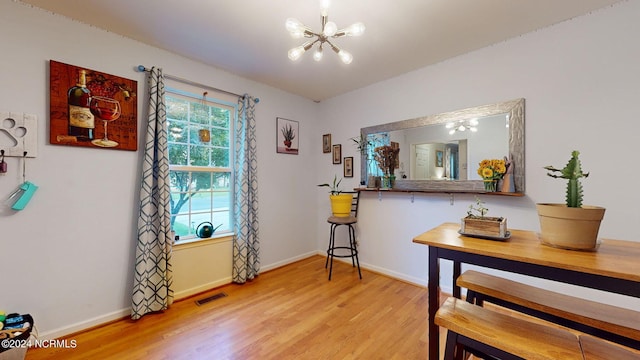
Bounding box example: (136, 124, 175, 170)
(0, 0, 319, 337)
(317, 1, 640, 309)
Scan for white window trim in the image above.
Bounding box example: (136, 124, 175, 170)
(165, 86, 237, 244)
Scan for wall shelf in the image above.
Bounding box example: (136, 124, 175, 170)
(355, 187, 524, 204)
(355, 187, 524, 196)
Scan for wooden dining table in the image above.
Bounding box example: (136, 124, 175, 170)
(413, 222, 640, 360)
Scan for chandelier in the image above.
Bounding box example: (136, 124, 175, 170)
(446, 119, 479, 135)
(285, 0, 365, 64)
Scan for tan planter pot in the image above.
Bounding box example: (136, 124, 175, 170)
(330, 194, 353, 217)
(536, 203, 605, 251)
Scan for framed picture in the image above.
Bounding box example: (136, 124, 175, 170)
(344, 157, 353, 177)
(332, 144, 342, 164)
(276, 117, 299, 154)
(49, 60, 138, 151)
(322, 134, 331, 153)
(436, 150, 444, 167)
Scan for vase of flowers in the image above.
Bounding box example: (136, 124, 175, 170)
(478, 159, 507, 192)
(373, 145, 400, 188)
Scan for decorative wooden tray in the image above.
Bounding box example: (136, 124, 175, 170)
(458, 230, 511, 241)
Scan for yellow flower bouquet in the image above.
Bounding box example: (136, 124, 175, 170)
(477, 159, 506, 192)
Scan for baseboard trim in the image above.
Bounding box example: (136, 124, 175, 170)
(261, 251, 318, 272)
(360, 262, 428, 287)
(39, 308, 131, 340)
(314, 250, 431, 289)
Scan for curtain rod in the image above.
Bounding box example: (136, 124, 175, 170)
(137, 65, 259, 102)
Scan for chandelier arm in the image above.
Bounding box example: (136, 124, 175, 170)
(304, 38, 321, 51)
(325, 39, 340, 53)
(304, 29, 318, 38)
(333, 26, 349, 38)
(295, 23, 320, 38)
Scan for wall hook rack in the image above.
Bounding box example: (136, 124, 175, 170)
(0, 112, 38, 158)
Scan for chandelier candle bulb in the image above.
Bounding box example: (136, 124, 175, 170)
(288, 41, 314, 61)
(313, 47, 323, 61)
(323, 21, 337, 37)
(285, 18, 304, 34)
(338, 50, 353, 64)
(341, 22, 366, 37)
(320, 0, 331, 16)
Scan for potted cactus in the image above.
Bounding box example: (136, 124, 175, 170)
(536, 150, 605, 250)
(318, 175, 352, 217)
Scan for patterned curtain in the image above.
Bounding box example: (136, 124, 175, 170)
(232, 95, 260, 283)
(131, 67, 174, 320)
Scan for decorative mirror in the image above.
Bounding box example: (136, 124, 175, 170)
(360, 98, 525, 193)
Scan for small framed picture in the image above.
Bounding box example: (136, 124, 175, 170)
(322, 134, 331, 153)
(436, 150, 443, 167)
(332, 144, 342, 164)
(344, 157, 353, 177)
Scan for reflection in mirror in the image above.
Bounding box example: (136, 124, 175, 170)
(360, 98, 524, 193)
(401, 113, 508, 180)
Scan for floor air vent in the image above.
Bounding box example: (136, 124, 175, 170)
(195, 292, 228, 306)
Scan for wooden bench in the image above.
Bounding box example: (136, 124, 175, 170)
(580, 334, 640, 360)
(435, 297, 583, 360)
(457, 270, 640, 350)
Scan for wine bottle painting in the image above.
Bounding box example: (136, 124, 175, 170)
(49, 60, 138, 151)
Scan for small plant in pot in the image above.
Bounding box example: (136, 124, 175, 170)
(281, 123, 295, 149)
(460, 197, 508, 239)
(318, 175, 352, 217)
(537, 150, 605, 251)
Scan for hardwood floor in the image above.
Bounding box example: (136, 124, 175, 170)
(26, 256, 441, 360)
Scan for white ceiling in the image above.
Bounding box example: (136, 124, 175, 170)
(20, 0, 622, 102)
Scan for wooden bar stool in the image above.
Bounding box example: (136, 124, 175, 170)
(325, 191, 362, 280)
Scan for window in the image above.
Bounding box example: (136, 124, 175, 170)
(166, 88, 235, 241)
(365, 133, 389, 176)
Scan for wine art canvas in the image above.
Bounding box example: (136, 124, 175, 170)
(49, 60, 138, 151)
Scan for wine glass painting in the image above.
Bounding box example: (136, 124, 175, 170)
(90, 96, 121, 148)
(49, 60, 138, 151)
